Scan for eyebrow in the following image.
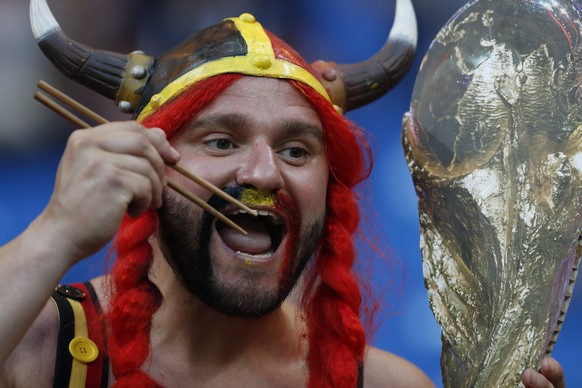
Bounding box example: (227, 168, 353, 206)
(190, 113, 248, 131)
(190, 113, 325, 143)
(280, 119, 325, 144)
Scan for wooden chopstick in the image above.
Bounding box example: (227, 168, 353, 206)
(34, 82, 255, 235)
(38, 81, 108, 124)
(34, 92, 90, 129)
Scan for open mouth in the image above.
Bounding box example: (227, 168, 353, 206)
(215, 209, 286, 258)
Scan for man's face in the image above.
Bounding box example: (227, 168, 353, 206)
(157, 77, 329, 317)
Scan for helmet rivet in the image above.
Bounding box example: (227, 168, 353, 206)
(131, 65, 146, 79)
(118, 101, 133, 112)
(252, 55, 271, 70)
(322, 68, 338, 82)
(239, 13, 256, 23)
(150, 94, 164, 109)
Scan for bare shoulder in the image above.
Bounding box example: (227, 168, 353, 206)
(1, 299, 58, 387)
(363, 346, 435, 388)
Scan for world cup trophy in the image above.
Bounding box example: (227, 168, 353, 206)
(403, 0, 582, 386)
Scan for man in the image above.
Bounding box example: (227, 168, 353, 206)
(0, 0, 567, 386)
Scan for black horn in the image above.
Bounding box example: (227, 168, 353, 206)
(312, 0, 418, 113)
(29, 0, 154, 113)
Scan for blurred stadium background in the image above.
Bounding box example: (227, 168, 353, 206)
(0, 0, 579, 385)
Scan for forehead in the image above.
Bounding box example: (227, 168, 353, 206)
(198, 77, 323, 127)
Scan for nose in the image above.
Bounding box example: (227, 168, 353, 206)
(236, 141, 284, 193)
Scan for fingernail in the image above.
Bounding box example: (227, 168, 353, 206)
(152, 127, 166, 136)
(522, 369, 533, 382)
(545, 357, 558, 372)
(170, 147, 180, 160)
(522, 368, 539, 385)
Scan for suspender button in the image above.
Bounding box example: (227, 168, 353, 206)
(69, 337, 99, 363)
(56, 284, 87, 301)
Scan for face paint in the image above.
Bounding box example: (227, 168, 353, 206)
(158, 185, 324, 317)
(240, 189, 275, 207)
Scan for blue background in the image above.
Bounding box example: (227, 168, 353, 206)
(0, 0, 579, 385)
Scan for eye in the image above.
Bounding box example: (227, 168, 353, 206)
(285, 147, 306, 159)
(280, 146, 309, 164)
(205, 137, 235, 152)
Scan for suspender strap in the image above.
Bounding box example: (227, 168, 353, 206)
(80, 282, 109, 388)
(50, 282, 108, 388)
(51, 289, 75, 387)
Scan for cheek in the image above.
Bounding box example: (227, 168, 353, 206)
(290, 165, 329, 218)
(166, 152, 239, 196)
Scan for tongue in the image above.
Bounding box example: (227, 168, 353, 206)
(217, 215, 273, 255)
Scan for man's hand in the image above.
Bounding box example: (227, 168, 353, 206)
(521, 358, 566, 388)
(0, 121, 179, 364)
(38, 121, 180, 265)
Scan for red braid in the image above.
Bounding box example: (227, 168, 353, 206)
(306, 185, 365, 387)
(291, 81, 373, 388)
(108, 212, 161, 386)
(106, 74, 242, 386)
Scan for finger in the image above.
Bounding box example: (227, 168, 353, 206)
(91, 120, 144, 132)
(46, 159, 156, 257)
(521, 368, 551, 388)
(116, 170, 155, 219)
(100, 131, 166, 170)
(64, 130, 166, 208)
(66, 152, 158, 217)
(108, 153, 165, 210)
(539, 358, 565, 388)
(140, 126, 181, 165)
(73, 129, 168, 185)
(93, 121, 180, 165)
(110, 170, 153, 218)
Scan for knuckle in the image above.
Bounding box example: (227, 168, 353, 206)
(146, 128, 171, 152)
(149, 127, 167, 141)
(132, 133, 150, 150)
(152, 155, 166, 173)
(126, 120, 144, 131)
(141, 158, 163, 182)
(67, 130, 93, 150)
(101, 166, 126, 189)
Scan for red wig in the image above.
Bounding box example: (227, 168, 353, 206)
(107, 73, 373, 388)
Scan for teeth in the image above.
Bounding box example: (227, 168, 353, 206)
(236, 250, 274, 260)
(228, 208, 283, 225)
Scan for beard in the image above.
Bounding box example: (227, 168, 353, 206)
(157, 185, 324, 318)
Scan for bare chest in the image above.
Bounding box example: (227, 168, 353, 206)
(139, 353, 308, 388)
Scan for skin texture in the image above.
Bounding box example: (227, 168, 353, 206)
(0, 77, 564, 387)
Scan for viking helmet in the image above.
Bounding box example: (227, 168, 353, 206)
(30, 0, 417, 117)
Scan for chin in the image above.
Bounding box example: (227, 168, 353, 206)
(159, 186, 324, 318)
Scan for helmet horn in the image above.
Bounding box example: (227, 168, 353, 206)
(29, 0, 154, 113)
(312, 0, 418, 113)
